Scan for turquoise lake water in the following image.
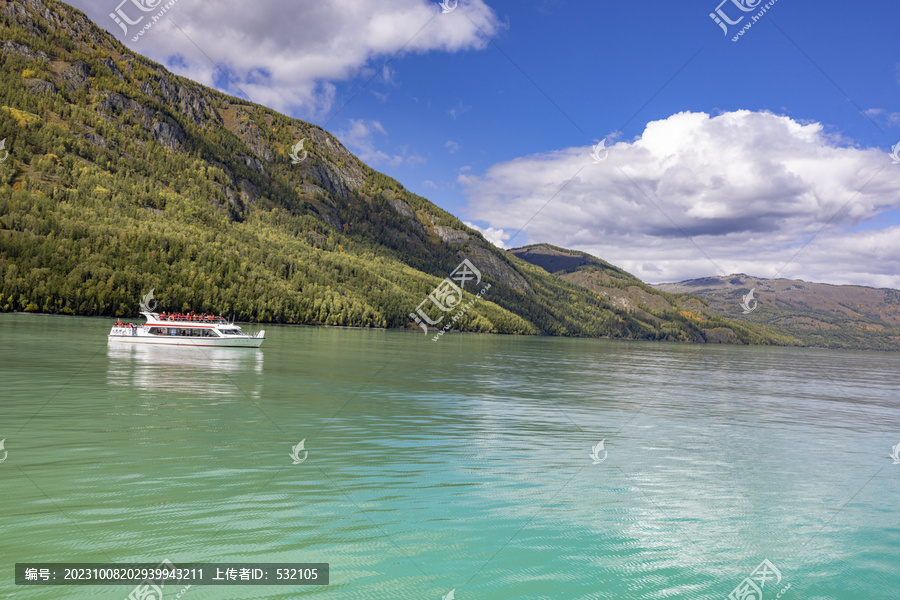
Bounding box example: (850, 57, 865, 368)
(2, 313, 899, 599)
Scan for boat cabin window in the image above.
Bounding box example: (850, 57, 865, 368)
(147, 326, 223, 337)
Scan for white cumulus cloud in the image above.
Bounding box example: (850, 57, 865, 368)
(461, 110, 900, 287)
(464, 222, 511, 249)
(74, 0, 502, 116)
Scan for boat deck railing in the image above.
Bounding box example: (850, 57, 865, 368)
(143, 311, 229, 325)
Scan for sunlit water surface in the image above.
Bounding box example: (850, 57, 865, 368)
(2, 313, 899, 599)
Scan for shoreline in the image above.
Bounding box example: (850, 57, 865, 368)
(2, 311, 895, 352)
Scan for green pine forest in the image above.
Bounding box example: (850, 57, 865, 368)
(0, 0, 802, 346)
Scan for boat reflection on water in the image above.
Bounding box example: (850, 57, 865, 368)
(107, 343, 263, 399)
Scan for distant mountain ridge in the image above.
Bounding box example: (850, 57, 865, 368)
(509, 245, 801, 346)
(653, 274, 900, 350)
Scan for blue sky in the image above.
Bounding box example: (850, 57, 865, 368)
(72, 0, 900, 286)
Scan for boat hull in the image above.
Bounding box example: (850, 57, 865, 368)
(108, 334, 264, 348)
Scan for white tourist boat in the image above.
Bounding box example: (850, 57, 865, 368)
(108, 290, 265, 348)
